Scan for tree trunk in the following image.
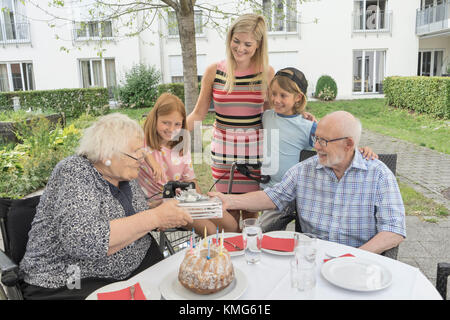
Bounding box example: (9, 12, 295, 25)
(176, 2, 199, 116)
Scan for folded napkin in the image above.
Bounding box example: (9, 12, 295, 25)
(261, 235, 295, 252)
(323, 253, 355, 263)
(97, 282, 146, 300)
(212, 235, 243, 252)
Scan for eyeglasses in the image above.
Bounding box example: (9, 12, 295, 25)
(121, 148, 146, 162)
(311, 134, 348, 147)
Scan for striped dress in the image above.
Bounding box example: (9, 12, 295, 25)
(211, 60, 265, 194)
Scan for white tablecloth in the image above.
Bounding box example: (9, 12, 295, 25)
(113, 238, 442, 300)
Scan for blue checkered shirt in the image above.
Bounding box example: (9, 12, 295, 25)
(264, 151, 406, 247)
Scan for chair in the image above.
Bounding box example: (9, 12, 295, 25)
(157, 228, 196, 256)
(297, 150, 400, 259)
(436, 262, 450, 299)
(0, 195, 41, 300)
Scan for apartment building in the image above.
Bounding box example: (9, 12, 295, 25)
(1, 0, 449, 100)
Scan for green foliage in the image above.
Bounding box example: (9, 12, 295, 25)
(0, 88, 109, 118)
(383, 76, 450, 119)
(0, 117, 81, 198)
(315, 75, 338, 101)
(157, 83, 186, 103)
(118, 64, 161, 108)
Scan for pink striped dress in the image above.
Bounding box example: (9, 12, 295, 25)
(210, 60, 264, 193)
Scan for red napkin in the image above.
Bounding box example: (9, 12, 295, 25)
(212, 235, 244, 252)
(97, 282, 146, 300)
(261, 235, 295, 252)
(323, 253, 355, 263)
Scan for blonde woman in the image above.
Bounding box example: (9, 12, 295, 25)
(187, 13, 275, 226)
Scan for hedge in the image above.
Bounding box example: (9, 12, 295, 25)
(383, 76, 450, 119)
(0, 88, 109, 118)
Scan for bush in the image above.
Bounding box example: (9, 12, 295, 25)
(0, 88, 109, 118)
(315, 75, 338, 101)
(0, 117, 81, 198)
(383, 76, 450, 119)
(118, 64, 161, 108)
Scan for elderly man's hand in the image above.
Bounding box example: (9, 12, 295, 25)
(208, 191, 231, 211)
(154, 199, 192, 230)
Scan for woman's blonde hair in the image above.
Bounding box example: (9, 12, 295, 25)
(270, 68, 308, 115)
(143, 93, 189, 154)
(76, 113, 144, 162)
(225, 14, 269, 93)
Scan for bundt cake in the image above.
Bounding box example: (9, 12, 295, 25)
(178, 246, 235, 294)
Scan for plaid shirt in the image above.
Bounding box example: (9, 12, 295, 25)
(264, 151, 406, 247)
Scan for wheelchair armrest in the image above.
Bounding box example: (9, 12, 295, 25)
(0, 250, 20, 287)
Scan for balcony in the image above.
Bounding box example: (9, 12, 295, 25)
(416, 1, 450, 37)
(0, 22, 31, 44)
(352, 10, 392, 35)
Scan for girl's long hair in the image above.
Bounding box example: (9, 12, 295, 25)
(143, 93, 189, 155)
(224, 14, 269, 94)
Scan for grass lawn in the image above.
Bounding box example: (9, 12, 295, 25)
(93, 99, 450, 220)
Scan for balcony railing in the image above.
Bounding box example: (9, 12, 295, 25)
(416, 1, 450, 35)
(352, 10, 392, 34)
(0, 22, 31, 44)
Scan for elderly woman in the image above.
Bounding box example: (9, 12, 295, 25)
(19, 113, 192, 299)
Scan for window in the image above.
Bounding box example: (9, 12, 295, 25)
(169, 55, 206, 83)
(353, 50, 385, 93)
(0, 0, 30, 43)
(167, 10, 203, 37)
(353, 0, 389, 31)
(418, 50, 444, 76)
(263, 0, 297, 32)
(0, 62, 34, 92)
(79, 58, 116, 97)
(74, 20, 113, 40)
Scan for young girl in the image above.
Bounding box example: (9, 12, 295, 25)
(259, 67, 377, 232)
(138, 93, 238, 235)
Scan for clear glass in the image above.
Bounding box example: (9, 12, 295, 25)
(242, 218, 262, 264)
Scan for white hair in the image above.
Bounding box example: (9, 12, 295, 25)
(324, 111, 362, 149)
(76, 113, 144, 162)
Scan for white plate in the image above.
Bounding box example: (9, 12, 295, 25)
(159, 267, 247, 300)
(321, 256, 393, 292)
(85, 281, 161, 300)
(261, 230, 302, 256)
(206, 232, 244, 256)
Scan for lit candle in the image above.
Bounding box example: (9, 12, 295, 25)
(192, 228, 195, 248)
(203, 226, 207, 248)
(216, 226, 219, 247)
(207, 239, 211, 260)
(220, 228, 224, 255)
(190, 235, 193, 253)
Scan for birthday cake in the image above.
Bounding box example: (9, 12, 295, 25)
(178, 242, 235, 295)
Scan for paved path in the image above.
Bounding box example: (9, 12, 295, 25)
(360, 129, 450, 297)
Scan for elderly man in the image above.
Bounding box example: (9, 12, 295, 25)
(210, 111, 406, 254)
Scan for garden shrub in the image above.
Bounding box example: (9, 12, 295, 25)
(0, 117, 81, 198)
(315, 75, 338, 101)
(118, 64, 161, 108)
(0, 88, 109, 118)
(383, 76, 450, 119)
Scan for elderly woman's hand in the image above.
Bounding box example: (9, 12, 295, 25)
(153, 199, 193, 230)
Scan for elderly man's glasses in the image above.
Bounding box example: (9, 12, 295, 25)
(311, 134, 348, 147)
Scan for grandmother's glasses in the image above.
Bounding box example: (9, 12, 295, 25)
(121, 148, 146, 162)
(311, 134, 348, 147)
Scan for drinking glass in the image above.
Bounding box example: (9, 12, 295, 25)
(294, 233, 317, 263)
(297, 261, 316, 292)
(242, 218, 262, 264)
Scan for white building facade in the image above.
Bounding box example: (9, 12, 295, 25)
(1, 0, 449, 101)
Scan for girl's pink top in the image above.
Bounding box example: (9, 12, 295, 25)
(137, 145, 195, 200)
